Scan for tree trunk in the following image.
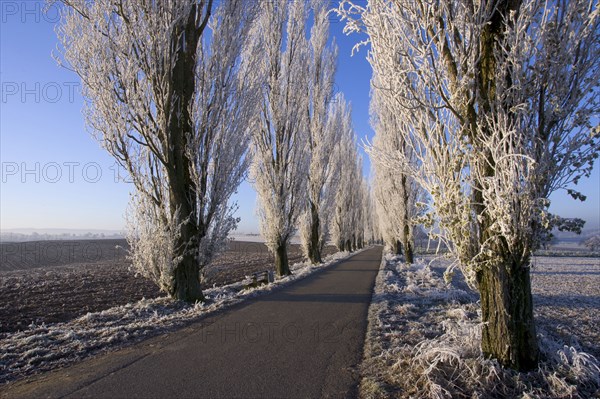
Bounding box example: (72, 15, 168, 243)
(469, 0, 539, 370)
(402, 225, 414, 264)
(400, 174, 414, 264)
(346, 239, 352, 252)
(307, 201, 322, 264)
(172, 248, 204, 303)
(275, 242, 291, 276)
(169, 180, 204, 303)
(165, 4, 210, 303)
(392, 240, 402, 255)
(403, 237, 414, 264)
(476, 257, 539, 370)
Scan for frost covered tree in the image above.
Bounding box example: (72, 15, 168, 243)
(361, 179, 377, 246)
(370, 77, 423, 263)
(247, 0, 311, 276)
(339, 0, 600, 370)
(330, 96, 364, 252)
(372, 164, 421, 261)
(350, 165, 366, 249)
(582, 235, 600, 252)
(56, 0, 259, 302)
(353, 175, 372, 249)
(299, 0, 339, 265)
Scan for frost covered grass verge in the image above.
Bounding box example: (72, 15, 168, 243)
(0, 249, 363, 384)
(359, 254, 600, 399)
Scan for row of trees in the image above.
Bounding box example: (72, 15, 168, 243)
(339, 0, 599, 371)
(57, 0, 372, 301)
(370, 78, 423, 263)
(239, 0, 373, 276)
(329, 99, 374, 253)
(247, 0, 369, 276)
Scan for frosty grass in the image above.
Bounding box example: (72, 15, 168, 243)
(359, 253, 600, 399)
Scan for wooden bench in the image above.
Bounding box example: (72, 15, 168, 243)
(245, 270, 274, 289)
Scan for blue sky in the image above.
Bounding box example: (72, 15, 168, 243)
(0, 1, 598, 233)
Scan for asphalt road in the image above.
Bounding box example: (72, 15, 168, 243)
(3, 246, 383, 399)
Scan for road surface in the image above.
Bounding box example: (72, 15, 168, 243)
(3, 246, 383, 399)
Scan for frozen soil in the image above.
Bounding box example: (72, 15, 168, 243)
(0, 239, 334, 334)
(360, 254, 600, 399)
(530, 256, 600, 359)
